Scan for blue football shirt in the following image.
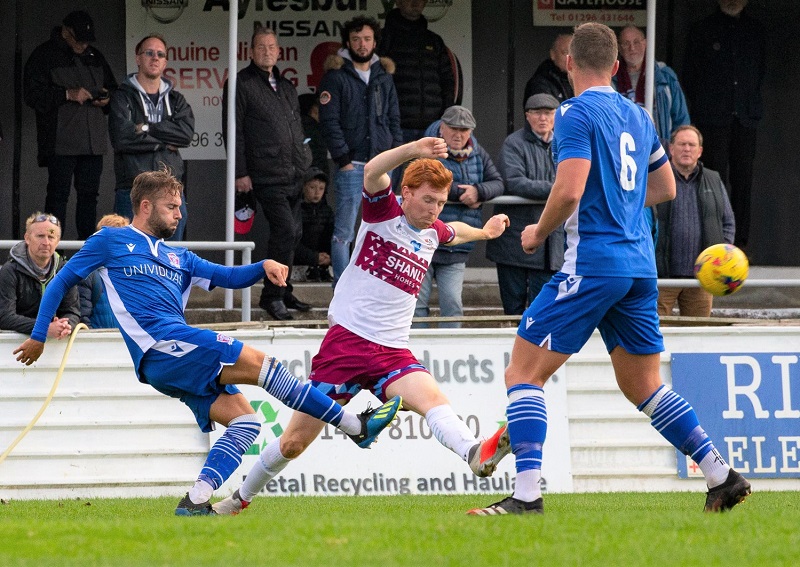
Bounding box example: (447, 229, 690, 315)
(552, 86, 668, 277)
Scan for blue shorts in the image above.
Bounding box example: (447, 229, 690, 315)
(517, 273, 664, 355)
(138, 328, 244, 432)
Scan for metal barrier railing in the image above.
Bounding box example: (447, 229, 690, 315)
(0, 240, 256, 322)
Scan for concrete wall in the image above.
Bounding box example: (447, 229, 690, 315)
(2, 325, 798, 500)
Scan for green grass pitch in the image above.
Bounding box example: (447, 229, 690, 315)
(1, 492, 798, 566)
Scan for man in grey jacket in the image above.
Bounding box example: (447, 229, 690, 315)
(109, 34, 194, 241)
(655, 125, 735, 317)
(0, 213, 80, 336)
(488, 94, 564, 315)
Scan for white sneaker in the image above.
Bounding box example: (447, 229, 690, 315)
(212, 489, 249, 516)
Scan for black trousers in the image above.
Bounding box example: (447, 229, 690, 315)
(45, 154, 103, 239)
(696, 120, 758, 248)
(252, 181, 303, 303)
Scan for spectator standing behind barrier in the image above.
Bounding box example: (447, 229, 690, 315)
(298, 93, 330, 175)
(294, 168, 334, 283)
(222, 27, 312, 321)
(655, 125, 735, 317)
(378, 0, 455, 143)
(318, 16, 403, 286)
(488, 94, 563, 316)
(414, 106, 504, 328)
(109, 34, 194, 241)
(522, 33, 574, 107)
(78, 214, 130, 329)
(0, 213, 79, 337)
(23, 11, 117, 240)
(612, 25, 690, 144)
(684, 0, 765, 251)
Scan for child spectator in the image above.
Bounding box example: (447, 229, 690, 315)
(78, 214, 129, 328)
(294, 168, 334, 282)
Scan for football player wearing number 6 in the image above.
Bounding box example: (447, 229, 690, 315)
(212, 137, 513, 515)
(468, 23, 750, 516)
(109, 33, 194, 240)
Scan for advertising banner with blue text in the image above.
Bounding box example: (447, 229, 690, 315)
(672, 353, 800, 479)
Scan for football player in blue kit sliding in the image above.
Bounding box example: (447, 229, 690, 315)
(467, 23, 751, 516)
(14, 168, 401, 516)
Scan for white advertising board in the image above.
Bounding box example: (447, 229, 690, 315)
(213, 328, 573, 497)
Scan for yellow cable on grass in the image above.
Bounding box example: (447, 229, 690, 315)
(0, 323, 88, 465)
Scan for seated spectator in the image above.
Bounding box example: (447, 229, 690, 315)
(0, 212, 80, 337)
(78, 214, 129, 328)
(414, 105, 504, 328)
(655, 125, 735, 317)
(488, 94, 564, 315)
(294, 168, 334, 282)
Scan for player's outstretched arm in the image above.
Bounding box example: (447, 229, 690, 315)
(644, 160, 676, 207)
(446, 214, 510, 246)
(363, 137, 448, 195)
(263, 259, 288, 287)
(14, 338, 44, 366)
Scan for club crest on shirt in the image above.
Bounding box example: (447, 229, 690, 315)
(216, 333, 234, 345)
(167, 252, 181, 269)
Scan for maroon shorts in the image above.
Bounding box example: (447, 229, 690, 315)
(308, 325, 427, 402)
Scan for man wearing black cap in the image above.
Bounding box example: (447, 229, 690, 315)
(23, 11, 117, 240)
(488, 93, 564, 315)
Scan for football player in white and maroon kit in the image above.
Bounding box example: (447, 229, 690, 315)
(213, 137, 512, 515)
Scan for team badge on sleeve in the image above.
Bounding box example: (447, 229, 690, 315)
(319, 91, 331, 105)
(216, 333, 234, 345)
(167, 253, 181, 269)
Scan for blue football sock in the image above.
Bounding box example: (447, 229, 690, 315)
(198, 413, 261, 492)
(258, 356, 344, 427)
(638, 385, 715, 463)
(507, 384, 547, 473)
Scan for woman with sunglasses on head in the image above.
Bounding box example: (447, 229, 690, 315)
(0, 212, 80, 338)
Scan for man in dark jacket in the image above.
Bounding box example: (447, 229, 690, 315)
(0, 213, 80, 336)
(377, 0, 456, 142)
(683, 0, 764, 250)
(23, 11, 117, 240)
(318, 16, 403, 285)
(222, 27, 312, 320)
(488, 94, 564, 316)
(109, 34, 194, 241)
(655, 125, 735, 317)
(522, 33, 574, 108)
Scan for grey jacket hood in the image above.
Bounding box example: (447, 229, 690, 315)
(9, 241, 62, 282)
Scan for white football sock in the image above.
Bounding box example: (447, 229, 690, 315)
(699, 448, 731, 488)
(425, 404, 477, 460)
(337, 412, 362, 436)
(188, 478, 214, 504)
(512, 469, 542, 502)
(239, 438, 293, 502)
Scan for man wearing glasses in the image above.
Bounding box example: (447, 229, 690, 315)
(0, 213, 80, 337)
(23, 11, 117, 240)
(109, 34, 195, 240)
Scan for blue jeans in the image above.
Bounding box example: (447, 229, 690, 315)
(496, 264, 555, 316)
(115, 188, 188, 241)
(413, 262, 466, 329)
(331, 164, 365, 284)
